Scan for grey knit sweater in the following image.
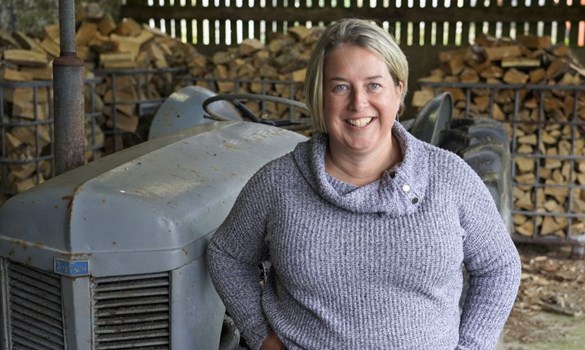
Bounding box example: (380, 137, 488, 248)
(207, 122, 521, 350)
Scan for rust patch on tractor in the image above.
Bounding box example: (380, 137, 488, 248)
(62, 195, 74, 214)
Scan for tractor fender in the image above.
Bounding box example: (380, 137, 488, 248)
(148, 85, 243, 140)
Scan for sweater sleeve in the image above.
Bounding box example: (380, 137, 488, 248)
(455, 163, 522, 350)
(207, 167, 274, 350)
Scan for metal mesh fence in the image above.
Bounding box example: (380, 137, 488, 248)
(0, 78, 101, 202)
(0, 68, 184, 203)
(3, 66, 585, 249)
(419, 81, 585, 247)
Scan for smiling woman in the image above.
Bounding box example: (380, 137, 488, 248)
(207, 18, 521, 350)
(321, 44, 403, 186)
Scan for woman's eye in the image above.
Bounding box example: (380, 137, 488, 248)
(369, 83, 382, 90)
(332, 84, 349, 93)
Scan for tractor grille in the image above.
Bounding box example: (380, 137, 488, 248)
(6, 261, 65, 349)
(93, 272, 171, 349)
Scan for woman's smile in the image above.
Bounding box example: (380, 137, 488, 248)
(346, 117, 375, 128)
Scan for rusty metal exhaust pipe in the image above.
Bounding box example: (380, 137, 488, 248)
(53, 0, 85, 175)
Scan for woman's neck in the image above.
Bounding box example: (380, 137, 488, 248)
(325, 137, 402, 187)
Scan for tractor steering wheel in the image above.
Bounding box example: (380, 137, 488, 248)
(202, 93, 310, 126)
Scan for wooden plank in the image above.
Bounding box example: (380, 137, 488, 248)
(185, 18, 194, 44)
(120, 3, 585, 23)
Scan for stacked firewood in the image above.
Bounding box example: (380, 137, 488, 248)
(0, 14, 196, 197)
(1, 31, 60, 195)
(413, 34, 585, 239)
(188, 25, 321, 119)
(0, 8, 321, 200)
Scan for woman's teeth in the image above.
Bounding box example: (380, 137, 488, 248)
(346, 118, 373, 127)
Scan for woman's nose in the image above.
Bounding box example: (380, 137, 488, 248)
(350, 88, 368, 111)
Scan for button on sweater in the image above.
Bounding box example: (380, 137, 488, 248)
(207, 122, 521, 350)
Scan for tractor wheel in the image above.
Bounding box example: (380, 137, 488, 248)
(438, 117, 512, 233)
(439, 117, 511, 350)
(219, 314, 241, 350)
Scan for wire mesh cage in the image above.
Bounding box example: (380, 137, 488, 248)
(93, 67, 187, 152)
(419, 81, 585, 248)
(0, 67, 186, 203)
(0, 78, 103, 203)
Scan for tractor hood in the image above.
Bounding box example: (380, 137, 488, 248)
(0, 121, 306, 277)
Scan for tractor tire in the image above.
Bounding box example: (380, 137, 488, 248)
(438, 117, 512, 233)
(439, 117, 511, 350)
(219, 314, 241, 350)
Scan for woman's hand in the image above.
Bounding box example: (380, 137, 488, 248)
(259, 331, 285, 350)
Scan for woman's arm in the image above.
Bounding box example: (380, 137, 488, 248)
(455, 165, 522, 349)
(207, 169, 275, 350)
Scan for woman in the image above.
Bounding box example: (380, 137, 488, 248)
(207, 18, 521, 350)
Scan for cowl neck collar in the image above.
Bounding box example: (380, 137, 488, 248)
(292, 122, 428, 216)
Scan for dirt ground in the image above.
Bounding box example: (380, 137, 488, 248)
(503, 244, 585, 350)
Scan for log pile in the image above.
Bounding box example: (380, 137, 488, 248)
(186, 25, 321, 119)
(0, 6, 319, 201)
(0, 13, 198, 198)
(413, 34, 585, 240)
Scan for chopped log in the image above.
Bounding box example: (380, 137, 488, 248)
(445, 55, 466, 75)
(76, 21, 98, 47)
(516, 217, 534, 236)
(287, 26, 312, 41)
(515, 190, 534, 210)
(546, 58, 569, 80)
(459, 67, 480, 83)
(292, 68, 306, 83)
(40, 37, 60, 58)
(43, 24, 60, 43)
(411, 90, 435, 108)
(3, 49, 48, 67)
(105, 113, 139, 133)
(484, 45, 522, 61)
(10, 125, 51, 148)
(103, 84, 138, 116)
(99, 51, 135, 68)
(98, 14, 117, 35)
(111, 31, 154, 59)
(12, 100, 50, 120)
(529, 68, 546, 83)
(239, 38, 264, 56)
(541, 216, 561, 236)
(503, 68, 529, 84)
(517, 35, 552, 50)
(0, 30, 21, 48)
(550, 43, 571, 57)
(4, 87, 50, 103)
(12, 31, 45, 52)
(501, 57, 541, 69)
(0, 67, 34, 81)
(438, 48, 468, 63)
(516, 157, 535, 173)
(21, 66, 53, 80)
(114, 18, 143, 37)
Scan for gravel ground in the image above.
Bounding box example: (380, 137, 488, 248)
(504, 244, 585, 350)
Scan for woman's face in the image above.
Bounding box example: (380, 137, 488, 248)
(323, 44, 404, 157)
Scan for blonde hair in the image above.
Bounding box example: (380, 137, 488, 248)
(304, 18, 409, 133)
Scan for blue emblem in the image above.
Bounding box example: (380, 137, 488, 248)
(54, 259, 90, 276)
